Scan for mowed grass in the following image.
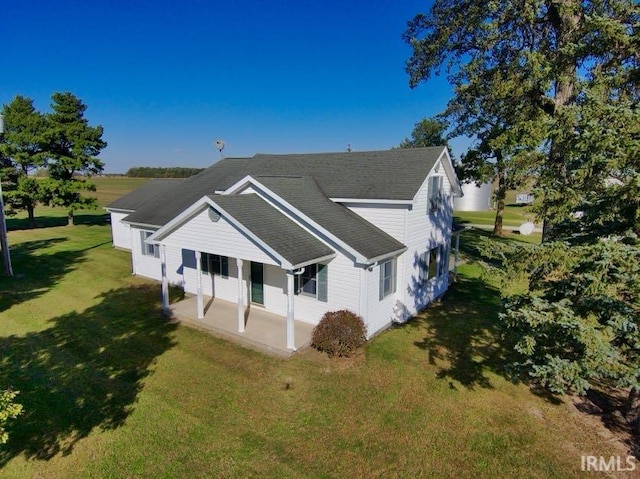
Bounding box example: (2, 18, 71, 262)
(454, 189, 540, 228)
(0, 224, 622, 478)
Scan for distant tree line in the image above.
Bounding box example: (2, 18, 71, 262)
(125, 166, 204, 178)
(0, 92, 106, 227)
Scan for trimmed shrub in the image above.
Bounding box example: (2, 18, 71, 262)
(311, 310, 367, 357)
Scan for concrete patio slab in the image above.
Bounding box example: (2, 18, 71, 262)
(167, 295, 315, 357)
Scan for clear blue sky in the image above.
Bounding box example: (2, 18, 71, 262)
(1, 0, 464, 173)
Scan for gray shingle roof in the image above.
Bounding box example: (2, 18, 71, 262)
(253, 175, 405, 260)
(208, 194, 334, 267)
(106, 178, 182, 211)
(124, 147, 444, 227)
(123, 148, 446, 260)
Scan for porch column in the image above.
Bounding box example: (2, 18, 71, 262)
(236, 258, 244, 333)
(286, 270, 295, 350)
(160, 244, 169, 311)
(195, 251, 204, 319)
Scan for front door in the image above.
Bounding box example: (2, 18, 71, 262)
(250, 262, 264, 305)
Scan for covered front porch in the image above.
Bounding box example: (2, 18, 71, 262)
(168, 295, 315, 357)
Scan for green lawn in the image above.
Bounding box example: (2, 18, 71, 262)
(454, 189, 540, 228)
(0, 222, 619, 478)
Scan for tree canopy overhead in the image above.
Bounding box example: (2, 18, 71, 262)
(397, 117, 448, 149)
(0, 96, 47, 226)
(0, 92, 107, 226)
(41, 92, 107, 225)
(404, 0, 640, 405)
(404, 0, 639, 241)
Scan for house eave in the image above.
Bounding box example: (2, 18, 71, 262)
(105, 207, 135, 213)
(365, 246, 408, 266)
(329, 198, 413, 206)
(290, 253, 337, 270)
(123, 220, 161, 229)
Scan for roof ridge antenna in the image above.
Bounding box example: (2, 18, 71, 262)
(214, 139, 225, 160)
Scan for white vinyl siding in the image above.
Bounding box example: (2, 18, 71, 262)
(109, 211, 132, 249)
(160, 207, 278, 266)
(345, 203, 408, 242)
(365, 262, 397, 337)
(131, 226, 162, 281)
(257, 254, 358, 326)
(181, 250, 237, 300)
(397, 168, 454, 321)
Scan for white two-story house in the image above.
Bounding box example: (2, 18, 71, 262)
(106, 147, 462, 350)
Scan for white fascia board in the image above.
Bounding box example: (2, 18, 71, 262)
(220, 175, 256, 195)
(123, 221, 161, 229)
(289, 253, 337, 271)
(437, 147, 463, 197)
(329, 198, 413, 205)
(104, 207, 135, 213)
(239, 177, 369, 263)
(365, 246, 408, 266)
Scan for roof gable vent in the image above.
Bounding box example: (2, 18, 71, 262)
(208, 207, 221, 222)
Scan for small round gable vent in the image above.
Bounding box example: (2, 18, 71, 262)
(208, 207, 221, 222)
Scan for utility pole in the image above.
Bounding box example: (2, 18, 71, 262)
(0, 114, 14, 276)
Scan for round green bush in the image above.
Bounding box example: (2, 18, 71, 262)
(311, 310, 367, 357)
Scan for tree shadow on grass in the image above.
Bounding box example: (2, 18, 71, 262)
(6, 212, 108, 231)
(0, 234, 114, 313)
(408, 275, 512, 390)
(0, 284, 177, 465)
(0, 237, 86, 313)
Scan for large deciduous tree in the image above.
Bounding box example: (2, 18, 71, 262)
(404, 0, 638, 241)
(445, 68, 544, 235)
(41, 92, 106, 225)
(0, 96, 47, 227)
(397, 117, 448, 149)
(404, 0, 640, 405)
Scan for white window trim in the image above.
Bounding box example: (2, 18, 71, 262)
(420, 245, 446, 282)
(379, 258, 397, 300)
(140, 230, 159, 258)
(427, 175, 444, 214)
(298, 263, 318, 297)
(201, 253, 229, 278)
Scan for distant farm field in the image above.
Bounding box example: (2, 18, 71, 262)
(5, 177, 150, 230)
(91, 177, 151, 206)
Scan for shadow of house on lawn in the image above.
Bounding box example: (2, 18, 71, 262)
(0, 284, 177, 465)
(408, 275, 512, 390)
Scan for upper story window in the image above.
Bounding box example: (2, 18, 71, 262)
(294, 263, 328, 302)
(427, 175, 444, 214)
(201, 253, 229, 278)
(140, 230, 159, 258)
